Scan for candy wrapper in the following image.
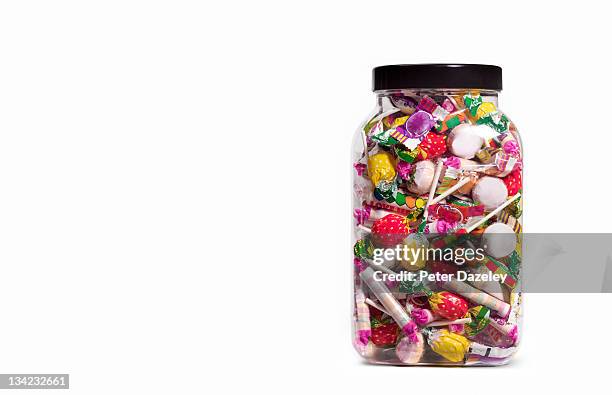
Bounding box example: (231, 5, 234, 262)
(367, 152, 396, 188)
(426, 328, 471, 362)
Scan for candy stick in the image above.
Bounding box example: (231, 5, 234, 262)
(462, 193, 521, 233)
(428, 177, 471, 206)
(423, 159, 445, 218)
(360, 267, 420, 342)
(441, 278, 511, 317)
(365, 298, 391, 316)
(426, 317, 472, 327)
(357, 225, 371, 234)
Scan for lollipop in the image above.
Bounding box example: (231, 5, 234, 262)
(407, 160, 435, 195)
(447, 124, 486, 159)
(427, 329, 471, 362)
(483, 222, 517, 258)
(472, 176, 508, 210)
(396, 332, 425, 363)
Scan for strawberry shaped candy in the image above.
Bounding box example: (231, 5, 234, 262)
(370, 317, 400, 346)
(428, 291, 468, 321)
(503, 169, 522, 195)
(417, 132, 447, 160)
(371, 214, 410, 247)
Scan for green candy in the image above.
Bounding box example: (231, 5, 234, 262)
(395, 147, 419, 163)
(354, 239, 374, 259)
(476, 112, 509, 133)
(464, 95, 483, 117)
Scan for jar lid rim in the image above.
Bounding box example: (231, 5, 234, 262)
(372, 64, 502, 91)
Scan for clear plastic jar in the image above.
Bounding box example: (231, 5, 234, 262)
(352, 64, 522, 366)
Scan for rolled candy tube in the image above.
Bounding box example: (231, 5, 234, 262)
(355, 287, 371, 346)
(360, 267, 419, 342)
(365, 298, 390, 316)
(426, 317, 472, 327)
(441, 278, 511, 317)
(488, 319, 518, 344)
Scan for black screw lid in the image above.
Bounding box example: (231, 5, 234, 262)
(372, 64, 502, 91)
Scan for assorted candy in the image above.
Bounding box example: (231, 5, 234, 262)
(352, 91, 522, 366)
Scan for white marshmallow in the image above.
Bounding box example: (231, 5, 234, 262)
(448, 124, 486, 159)
(472, 176, 508, 210)
(483, 222, 517, 259)
(407, 160, 435, 195)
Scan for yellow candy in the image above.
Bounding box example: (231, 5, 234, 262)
(476, 102, 497, 120)
(367, 152, 396, 187)
(429, 329, 471, 362)
(397, 238, 427, 271)
(382, 114, 409, 129)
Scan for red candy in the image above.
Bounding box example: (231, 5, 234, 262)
(429, 291, 469, 321)
(417, 132, 447, 160)
(371, 214, 409, 247)
(371, 319, 400, 346)
(503, 169, 522, 195)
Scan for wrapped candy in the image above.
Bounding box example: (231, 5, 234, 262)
(441, 278, 511, 317)
(390, 94, 418, 114)
(367, 151, 396, 188)
(370, 316, 400, 346)
(427, 329, 471, 362)
(410, 307, 435, 325)
(405, 110, 436, 138)
(371, 214, 410, 247)
(428, 291, 469, 320)
(416, 132, 447, 160)
(465, 306, 491, 337)
(435, 111, 467, 133)
(498, 210, 522, 233)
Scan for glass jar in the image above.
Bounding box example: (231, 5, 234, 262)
(352, 64, 522, 366)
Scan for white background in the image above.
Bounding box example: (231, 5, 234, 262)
(0, 1, 609, 394)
